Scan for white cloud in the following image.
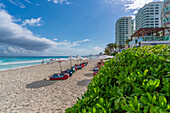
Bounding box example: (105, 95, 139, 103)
(123, 0, 163, 18)
(0, 3, 5, 9)
(47, 0, 70, 5)
(124, 0, 157, 10)
(0, 9, 56, 51)
(8, 0, 26, 8)
(65, 2, 70, 5)
(76, 39, 90, 43)
(22, 17, 42, 26)
(104, 0, 163, 14)
(24, 0, 32, 4)
(91, 46, 104, 54)
(56, 39, 90, 48)
(0, 9, 102, 56)
(43, 46, 104, 56)
(0, 43, 33, 56)
(53, 38, 58, 41)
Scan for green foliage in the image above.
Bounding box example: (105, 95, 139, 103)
(66, 45, 170, 113)
(111, 52, 118, 56)
(126, 39, 132, 44)
(104, 43, 117, 55)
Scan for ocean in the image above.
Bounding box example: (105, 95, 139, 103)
(0, 56, 69, 71)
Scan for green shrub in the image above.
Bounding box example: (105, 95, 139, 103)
(66, 45, 170, 113)
(111, 52, 118, 56)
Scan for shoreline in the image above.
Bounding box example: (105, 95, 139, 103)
(0, 60, 97, 112)
(0, 64, 44, 72)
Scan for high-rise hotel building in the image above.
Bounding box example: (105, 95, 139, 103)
(115, 17, 134, 46)
(136, 2, 164, 30)
(161, 0, 170, 36)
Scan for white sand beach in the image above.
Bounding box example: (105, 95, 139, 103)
(0, 60, 97, 113)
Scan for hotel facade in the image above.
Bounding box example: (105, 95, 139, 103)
(136, 2, 164, 30)
(115, 17, 134, 46)
(161, 0, 170, 36)
(128, 1, 170, 48)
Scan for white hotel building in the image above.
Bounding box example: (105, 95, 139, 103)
(136, 1, 164, 30)
(115, 17, 134, 46)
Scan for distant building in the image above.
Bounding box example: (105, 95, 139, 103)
(136, 1, 164, 30)
(161, 0, 170, 36)
(115, 17, 134, 46)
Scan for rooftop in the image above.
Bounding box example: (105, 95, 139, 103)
(131, 28, 166, 38)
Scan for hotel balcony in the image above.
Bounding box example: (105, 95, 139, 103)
(129, 36, 169, 44)
(129, 36, 170, 47)
(164, 6, 170, 14)
(164, 0, 170, 4)
(163, 17, 170, 26)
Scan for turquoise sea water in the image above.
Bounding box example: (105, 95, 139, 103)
(0, 56, 69, 71)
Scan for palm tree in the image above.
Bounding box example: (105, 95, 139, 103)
(125, 39, 131, 44)
(107, 43, 114, 53)
(104, 48, 110, 55)
(118, 45, 123, 50)
(113, 43, 117, 52)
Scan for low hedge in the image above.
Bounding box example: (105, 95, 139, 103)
(66, 45, 170, 113)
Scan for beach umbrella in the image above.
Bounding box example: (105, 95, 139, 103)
(91, 55, 114, 65)
(91, 55, 114, 61)
(75, 55, 80, 64)
(66, 56, 77, 68)
(78, 57, 85, 63)
(83, 57, 89, 62)
(52, 58, 67, 72)
(75, 55, 85, 64)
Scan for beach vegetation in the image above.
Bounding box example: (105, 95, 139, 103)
(66, 45, 170, 113)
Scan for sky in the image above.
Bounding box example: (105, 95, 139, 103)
(0, 0, 163, 56)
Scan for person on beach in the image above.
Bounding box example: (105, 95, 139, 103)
(42, 60, 44, 64)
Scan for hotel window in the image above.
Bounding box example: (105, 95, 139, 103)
(155, 7, 159, 9)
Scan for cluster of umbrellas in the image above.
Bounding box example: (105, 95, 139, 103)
(50, 55, 113, 72)
(51, 56, 89, 72)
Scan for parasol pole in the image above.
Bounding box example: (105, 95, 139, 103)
(70, 60, 72, 68)
(60, 61, 62, 72)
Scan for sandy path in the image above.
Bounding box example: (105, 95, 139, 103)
(0, 60, 97, 113)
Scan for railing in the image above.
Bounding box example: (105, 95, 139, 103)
(138, 36, 169, 42)
(129, 36, 170, 45)
(163, 17, 170, 23)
